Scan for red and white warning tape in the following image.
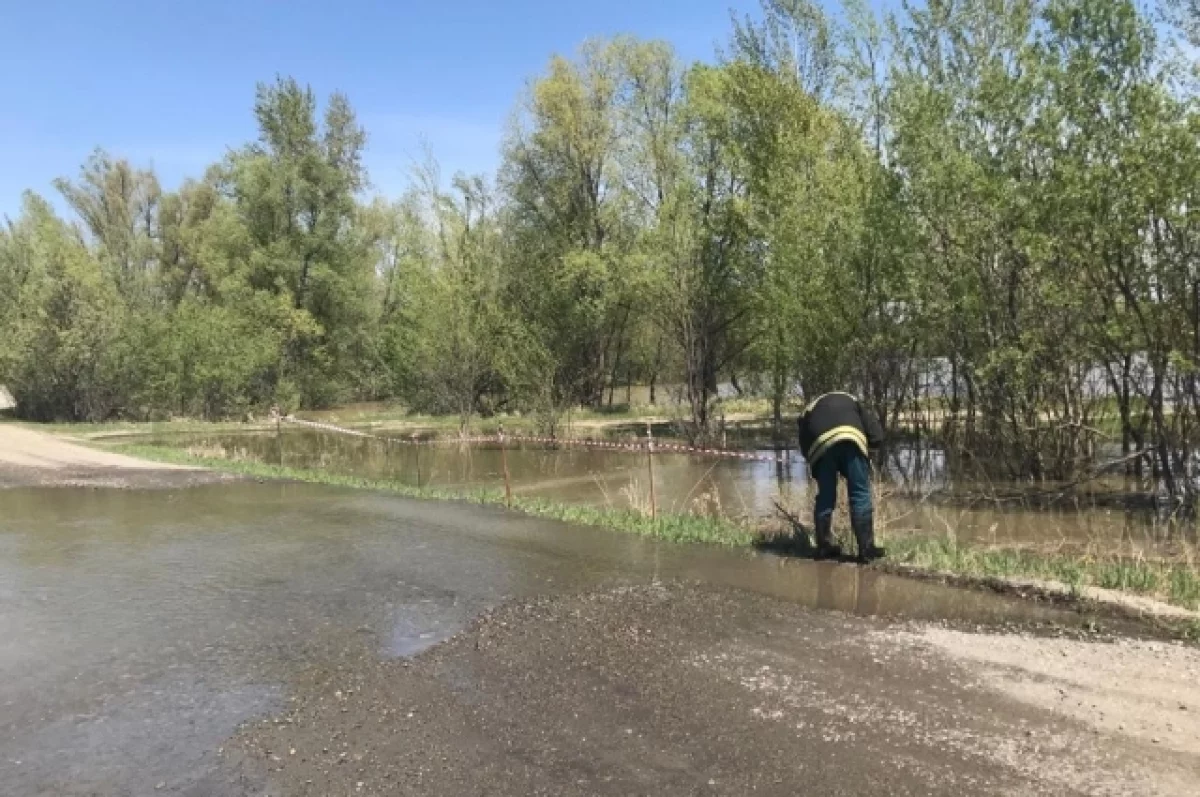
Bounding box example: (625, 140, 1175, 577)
(283, 417, 375, 439)
(499, 433, 787, 463)
(282, 417, 788, 463)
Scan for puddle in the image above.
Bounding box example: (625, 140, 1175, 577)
(389, 627, 459, 658)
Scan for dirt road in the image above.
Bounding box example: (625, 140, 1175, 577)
(0, 423, 228, 488)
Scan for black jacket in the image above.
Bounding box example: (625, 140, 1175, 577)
(797, 392, 885, 464)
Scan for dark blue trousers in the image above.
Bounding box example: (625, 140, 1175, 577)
(812, 441, 873, 522)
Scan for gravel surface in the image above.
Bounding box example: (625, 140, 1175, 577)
(229, 582, 1197, 796)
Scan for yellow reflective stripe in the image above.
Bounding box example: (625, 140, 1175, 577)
(806, 426, 868, 463)
(802, 391, 859, 415)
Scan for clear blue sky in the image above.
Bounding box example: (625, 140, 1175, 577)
(0, 0, 758, 219)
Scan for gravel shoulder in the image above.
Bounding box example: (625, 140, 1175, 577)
(0, 423, 231, 488)
(230, 582, 1200, 796)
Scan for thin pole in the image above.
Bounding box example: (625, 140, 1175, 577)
(500, 423, 513, 508)
(646, 422, 657, 520)
(412, 433, 421, 489)
(276, 413, 283, 467)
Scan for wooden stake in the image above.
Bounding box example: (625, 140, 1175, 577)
(412, 433, 421, 489)
(500, 423, 513, 508)
(646, 422, 657, 520)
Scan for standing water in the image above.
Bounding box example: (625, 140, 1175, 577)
(122, 427, 1196, 559)
(1, 480, 1122, 795)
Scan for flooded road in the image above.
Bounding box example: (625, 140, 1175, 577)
(129, 428, 1197, 557)
(0, 481, 1119, 795)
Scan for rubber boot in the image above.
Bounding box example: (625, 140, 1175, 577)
(852, 512, 886, 564)
(813, 515, 842, 560)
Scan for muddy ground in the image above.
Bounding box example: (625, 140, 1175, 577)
(229, 582, 1199, 797)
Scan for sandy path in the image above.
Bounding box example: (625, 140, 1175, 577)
(889, 627, 1200, 753)
(0, 423, 225, 488)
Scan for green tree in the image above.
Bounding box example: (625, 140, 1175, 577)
(54, 151, 163, 304)
(388, 168, 540, 428)
(0, 194, 126, 420)
(223, 76, 374, 408)
(501, 39, 642, 416)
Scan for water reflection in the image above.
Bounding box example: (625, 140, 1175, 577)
(119, 427, 1197, 557)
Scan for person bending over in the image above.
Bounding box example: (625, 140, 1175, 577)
(797, 392, 886, 563)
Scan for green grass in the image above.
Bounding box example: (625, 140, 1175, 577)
(712, 396, 778, 416)
(12, 396, 784, 442)
(349, 400, 777, 427)
(346, 406, 702, 432)
(113, 443, 754, 547)
(888, 535, 1200, 611)
(15, 408, 701, 440)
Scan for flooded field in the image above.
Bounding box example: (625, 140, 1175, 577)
(116, 427, 1197, 559)
(0, 482, 1115, 795)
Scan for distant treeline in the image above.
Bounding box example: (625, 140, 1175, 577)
(4, 0, 1200, 497)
